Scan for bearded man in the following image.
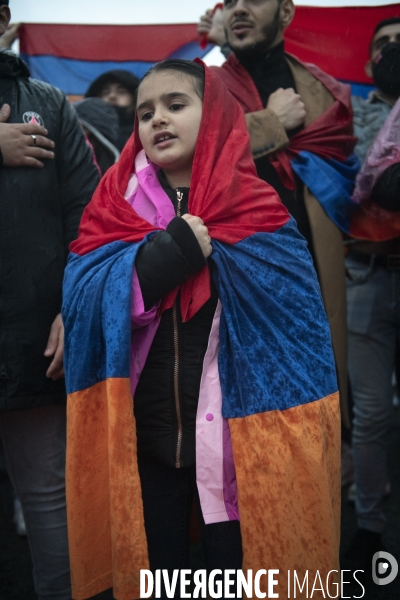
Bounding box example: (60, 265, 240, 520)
(214, 0, 358, 425)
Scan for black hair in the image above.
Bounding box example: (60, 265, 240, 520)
(86, 70, 140, 99)
(224, 0, 283, 3)
(1, 1, 9, 5)
(373, 16, 400, 38)
(139, 59, 205, 100)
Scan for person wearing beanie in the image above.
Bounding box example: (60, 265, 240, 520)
(86, 70, 139, 150)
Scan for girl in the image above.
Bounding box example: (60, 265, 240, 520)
(63, 60, 340, 600)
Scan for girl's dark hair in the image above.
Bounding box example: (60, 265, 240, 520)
(140, 59, 205, 99)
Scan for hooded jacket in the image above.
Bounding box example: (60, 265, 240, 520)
(85, 70, 139, 150)
(0, 50, 99, 411)
(73, 97, 120, 175)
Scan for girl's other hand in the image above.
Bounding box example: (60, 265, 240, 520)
(181, 214, 212, 258)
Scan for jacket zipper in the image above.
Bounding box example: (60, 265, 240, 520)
(174, 190, 183, 468)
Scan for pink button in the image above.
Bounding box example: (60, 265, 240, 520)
(206, 413, 214, 422)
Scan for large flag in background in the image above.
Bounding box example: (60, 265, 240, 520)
(19, 24, 213, 96)
(19, 2, 400, 97)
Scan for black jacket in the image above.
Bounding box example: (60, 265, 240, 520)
(73, 98, 120, 175)
(0, 51, 100, 411)
(372, 163, 400, 212)
(134, 174, 218, 468)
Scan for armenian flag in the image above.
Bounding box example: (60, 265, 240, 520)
(63, 61, 340, 600)
(18, 3, 400, 97)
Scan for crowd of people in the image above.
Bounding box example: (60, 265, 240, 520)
(0, 0, 399, 599)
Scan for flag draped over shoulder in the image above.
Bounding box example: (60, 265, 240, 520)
(63, 61, 341, 600)
(213, 52, 400, 241)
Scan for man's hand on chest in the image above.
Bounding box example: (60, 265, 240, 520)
(266, 87, 306, 131)
(0, 103, 55, 168)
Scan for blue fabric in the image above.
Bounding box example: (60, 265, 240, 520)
(212, 219, 338, 419)
(21, 55, 155, 96)
(340, 80, 375, 99)
(291, 151, 359, 234)
(63, 221, 337, 416)
(63, 239, 149, 393)
(20, 42, 214, 95)
(168, 41, 214, 60)
(20, 53, 374, 99)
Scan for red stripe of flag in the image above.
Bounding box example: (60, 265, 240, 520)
(285, 4, 400, 84)
(19, 4, 400, 85)
(19, 23, 198, 62)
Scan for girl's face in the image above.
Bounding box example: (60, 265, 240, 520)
(136, 70, 203, 187)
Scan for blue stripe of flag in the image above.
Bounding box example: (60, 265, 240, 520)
(63, 239, 144, 393)
(21, 54, 154, 95)
(21, 42, 214, 95)
(291, 151, 359, 235)
(213, 220, 338, 418)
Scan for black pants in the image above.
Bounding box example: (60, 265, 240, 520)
(138, 455, 243, 599)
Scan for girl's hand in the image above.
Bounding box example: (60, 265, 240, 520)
(181, 214, 212, 258)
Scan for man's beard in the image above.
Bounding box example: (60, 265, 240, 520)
(226, 5, 280, 59)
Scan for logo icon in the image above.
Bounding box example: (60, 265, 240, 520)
(372, 551, 398, 585)
(22, 111, 44, 127)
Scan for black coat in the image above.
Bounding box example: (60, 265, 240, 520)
(0, 51, 100, 411)
(134, 175, 218, 468)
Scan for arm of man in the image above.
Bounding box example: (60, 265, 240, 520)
(245, 88, 306, 159)
(55, 94, 100, 249)
(197, 7, 226, 48)
(0, 23, 21, 50)
(45, 93, 100, 380)
(198, 9, 214, 38)
(136, 215, 210, 311)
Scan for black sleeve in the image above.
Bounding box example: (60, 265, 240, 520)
(55, 93, 100, 251)
(371, 163, 400, 212)
(136, 216, 206, 311)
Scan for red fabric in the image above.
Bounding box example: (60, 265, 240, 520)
(19, 6, 400, 82)
(284, 5, 400, 86)
(71, 61, 289, 321)
(19, 23, 199, 62)
(213, 53, 357, 190)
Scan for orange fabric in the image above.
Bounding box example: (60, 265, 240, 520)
(228, 392, 341, 600)
(67, 383, 340, 599)
(66, 378, 149, 600)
